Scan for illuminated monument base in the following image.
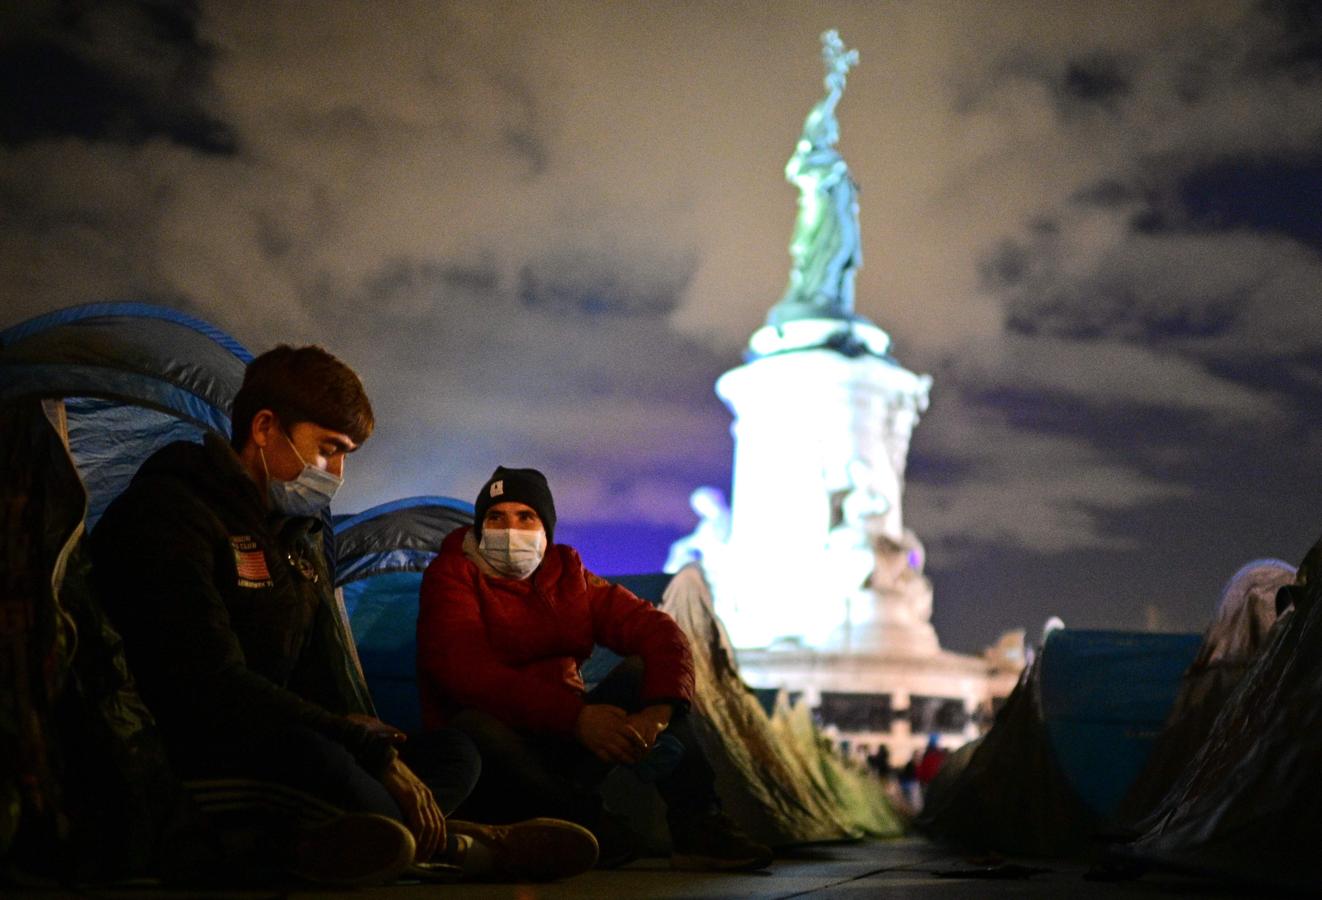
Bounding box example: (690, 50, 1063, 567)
(711, 326, 931, 653)
(693, 321, 1022, 762)
(735, 643, 1022, 763)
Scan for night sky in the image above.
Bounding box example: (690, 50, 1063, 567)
(4, 0, 1322, 654)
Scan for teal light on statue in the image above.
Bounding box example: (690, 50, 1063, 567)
(751, 30, 890, 361)
(768, 29, 862, 328)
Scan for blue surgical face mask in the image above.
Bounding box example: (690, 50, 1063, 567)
(478, 527, 546, 580)
(261, 429, 342, 517)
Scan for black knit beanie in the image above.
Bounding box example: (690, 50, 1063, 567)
(473, 466, 557, 543)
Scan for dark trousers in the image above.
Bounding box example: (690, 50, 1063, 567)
(446, 657, 718, 832)
(180, 724, 481, 822)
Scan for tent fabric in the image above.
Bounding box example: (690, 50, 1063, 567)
(332, 498, 475, 733)
(1, 398, 192, 880)
(657, 565, 900, 847)
(917, 628, 1200, 858)
(0, 303, 251, 529)
(65, 399, 215, 529)
(340, 571, 429, 733)
(1129, 544, 1322, 891)
(917, 650, 1098, 857)
(1115, 559, 1294, 826)
(1040, 629, 1201, 820)
(0, 302, 251, 363)
(333, 496, 475, 587)
(768, 695, 903, 838)
(0, 302, 251, 431)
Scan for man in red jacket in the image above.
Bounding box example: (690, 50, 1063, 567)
(418, 466, 772, 871)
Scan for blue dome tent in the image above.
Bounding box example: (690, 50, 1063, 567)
(917, 627, 1200, 857)
(0, 302, 252, 528)
(333, 496, 475, 732)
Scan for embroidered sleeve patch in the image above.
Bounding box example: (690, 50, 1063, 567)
(230, 535, 274, 589)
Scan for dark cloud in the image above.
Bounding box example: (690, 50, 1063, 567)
(362, 258, 500, 309)
(1204, 349, 1322, 410)
(1002, 271, 1243, 343)
(0, 0, 233, 152)
(1179, 159, 1322, 248)
(1258, 0, 1322, 77)
(1059, 54, 1131, 109)
(518, 251, 696, 319)
(1071, 178, 1132, 208)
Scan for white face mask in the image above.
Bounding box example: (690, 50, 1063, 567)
(478, 527, 546, 580)
(261, 430, 342, 517)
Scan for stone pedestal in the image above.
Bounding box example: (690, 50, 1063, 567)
(712, 321, 930, 650)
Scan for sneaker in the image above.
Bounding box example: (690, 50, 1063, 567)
(448, 817, 599, 882)
(670, 812, 773, 872)
(286, 812, 416, 887)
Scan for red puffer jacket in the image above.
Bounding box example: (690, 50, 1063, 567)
(417, 527, 695, 734)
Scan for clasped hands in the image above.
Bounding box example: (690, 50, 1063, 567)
(573, 703, 672, 765)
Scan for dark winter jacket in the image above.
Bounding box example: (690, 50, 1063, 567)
(89, 434, 394, 776)
(417, 526, 695, 734)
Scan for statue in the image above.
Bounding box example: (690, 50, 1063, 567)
(825, 457, 893, 598)
(664, 486, 732, 579)
(866, 530, 933, 629)
(767, 30, 862, 328)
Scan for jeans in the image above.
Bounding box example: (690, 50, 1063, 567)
(180, 723, 481, 821)
(446, 656, 718, 831)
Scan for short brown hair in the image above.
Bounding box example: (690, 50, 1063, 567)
(230, 345, 374, 449)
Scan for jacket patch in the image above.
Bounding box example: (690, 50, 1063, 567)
(230, 535, 274, 588)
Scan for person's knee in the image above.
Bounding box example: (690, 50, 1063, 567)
(446, 728, 482, 797)
(587, 655, 646, 709)
(246, 725, 400, 819)
(405, 727, 482, 815)
(267, 725, 361, 782)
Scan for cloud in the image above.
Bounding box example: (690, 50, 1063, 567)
(3, 0, 1321, 586)
(999, 229, 1322, 356)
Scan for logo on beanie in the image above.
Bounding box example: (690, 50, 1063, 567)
(490, 480, 504, 497)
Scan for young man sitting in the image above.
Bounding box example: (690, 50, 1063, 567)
(91, 347, 596, 886)
(417, 465, 773, 870)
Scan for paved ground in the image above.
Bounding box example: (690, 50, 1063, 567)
(22, 836, 1260, 900)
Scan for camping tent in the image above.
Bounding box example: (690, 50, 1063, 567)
(917, 628, 1199, 857)
(0, 302, 251, 528)
(0, 302, 252, 879)
(659, 566, 903, 847)
(1129, 540, 1322, 890)
(333, 497, 475, 732)
(1115, 559, 1294, 826)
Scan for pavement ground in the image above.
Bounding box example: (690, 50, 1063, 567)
(20, 836, 1262, 900)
